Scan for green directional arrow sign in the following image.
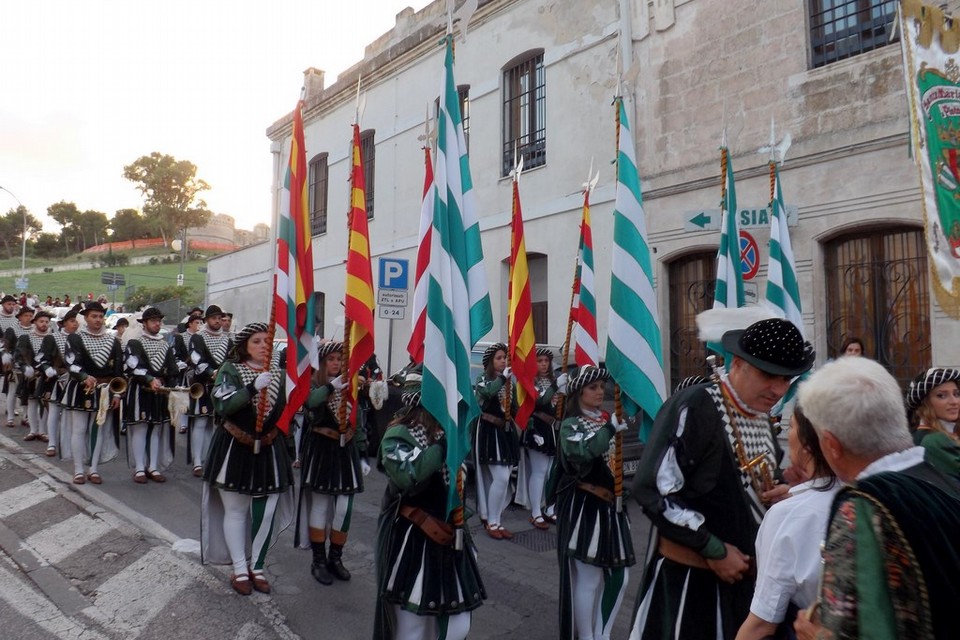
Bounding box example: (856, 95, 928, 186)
(690, 212, 711, 228)
(683, 209, 721, 232)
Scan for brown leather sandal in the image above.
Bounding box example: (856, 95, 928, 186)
(230, 574, 252, 596)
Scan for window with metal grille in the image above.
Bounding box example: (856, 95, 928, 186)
(667, 251, 716, 392)
(360, 129, 375, 219)
(502, 50, 545, 176)
(810, 0, 897, 68)
(434, 85, 471, 151)
(313, 291, 325, 339)
(824, 226, 930, 388)
(308, 153, 328, 236)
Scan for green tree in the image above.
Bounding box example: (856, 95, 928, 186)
(123, 153, 212, 247)
(111, 208, 153, 246)
(77, 210, 109, 251)
(0, 206, 43, 260)
(125, 284, 202, 312)
(47, 201, 82, 253)
(32, 232, 66, 259)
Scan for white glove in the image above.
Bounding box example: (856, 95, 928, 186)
(45, 367, 57, 379)
(177, 360, 188, 371)
(23, 366, 34, 379)
(330, 376, 348, 391)
(253, 372, 271, 390)
(555, 373, 569, 394)
(2, 353, 11, 366)
(196, 362, 209, 374)
(611, 413, 629, 433)
(502, 366, 512, 379)
(533, 434, 545, 447)
(360, 458, 371, 476)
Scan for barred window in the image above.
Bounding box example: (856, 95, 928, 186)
(308, 153, 328, 236)
(360, 129, 375, 219)
(435, 85, 471, 151)
(502, 50, 545, 176)
(810, 0, 897, 68)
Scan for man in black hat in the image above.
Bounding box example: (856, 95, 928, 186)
(42, 306, 80, 458)
(629, 318, 814, 640)
(2, 306, 34, 428)
(186, 304, 233, 476)
(0, 294, 18, 427)
(17, 309, 55, 442)
(123, 307, 178, 484)
(61, 301, 123, 485)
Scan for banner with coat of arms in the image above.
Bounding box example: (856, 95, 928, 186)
(900, 0, 960, 317)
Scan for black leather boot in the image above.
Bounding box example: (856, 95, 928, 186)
(327, 542, 351, 581)
(310, 542, 333, 585)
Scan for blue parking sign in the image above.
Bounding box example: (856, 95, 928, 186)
(378, 258, 409, 290)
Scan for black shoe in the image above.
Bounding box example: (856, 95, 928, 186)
(327, 543, 351, 581)
(310, 542, 333, 585)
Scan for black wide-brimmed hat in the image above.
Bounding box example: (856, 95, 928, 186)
(138, 307, 165, 323)
(15, 306, 35, 318)
(318, 341, 344, 360)
(235, 322, 269, 345)
(482, 343, 508, 368)
(569, 365, 610, 394)
(80, 301, 108, 316)
(721, 318, 815, 377)
(906, 368, 960, 411)
(204, 304, 225, 320)
(59, 309, 79, 324)
(31, 310, 53, 322)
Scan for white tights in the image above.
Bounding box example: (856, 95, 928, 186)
(219, 490, 279, 576)
(526, 450, 552, 519)
(482, 464, 512, 527)
(69, 410, 105, 476)
(571, 560, 629, 640)
(26, 398, 46, 436)
(191, 417, 212, 467)
(130, 423, 160, 472)
(393, 606, 471, 640)
(47, 402, 61, 451)
(6, 388, 17, 424)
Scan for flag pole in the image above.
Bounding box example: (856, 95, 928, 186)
(555, 240, 580, 421)
(339, 128, 357, 444)
(611, 96, 624, 514)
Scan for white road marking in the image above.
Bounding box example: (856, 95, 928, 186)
(0, 479, 54, 518)
(25, 513, 113, 564)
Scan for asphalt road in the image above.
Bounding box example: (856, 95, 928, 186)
(0, 424, 652, 639)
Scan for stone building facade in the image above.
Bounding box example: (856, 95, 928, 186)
(207, 0, 958, 384)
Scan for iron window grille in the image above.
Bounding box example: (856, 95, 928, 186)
(308, 153, 328, 236)
(360, 129, 375, 219)
(502, 50, 545, 176)
(810, 0, 897, 68)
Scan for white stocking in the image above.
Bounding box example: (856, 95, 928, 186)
(191, 417, 210, 467)
(443, 612, 472, 640)
(69, 410, 89, 476)
(131, 423, 148, 471)
(27, 399, 41, 436)
(6, 387, 17, 423)
(485, 464, 511, 527)
(394, 606, 430, 640)
(47, 402, 61, 452)
(147, 423, 161, 470)
(526, 450, 551, 519)
(309, 493, 333, 530)
(572, 560, 603, 640)
(219, 489, 251, 576)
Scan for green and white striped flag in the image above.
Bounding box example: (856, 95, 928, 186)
(764, 163, 802, 331)
(422, 35, 493, 516)
(605, 97, 666, 441)
(709, 147, 745, 356)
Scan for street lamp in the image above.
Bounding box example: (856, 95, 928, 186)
(0, 186, 26, 286)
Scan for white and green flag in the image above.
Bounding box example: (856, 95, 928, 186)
(422, 34, 493, 516)
(764, 162, 802, 331)
(709, 147, 745, 356)
(605, 97, 666, 441)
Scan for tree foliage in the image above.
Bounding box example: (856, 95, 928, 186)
(125, 284, 202, 312)
(0, 206, 44, 260)
(122, 153, 212, 247)
(111, 208, 154, 246)
(33, 233, 67, 259)
(47, 201, 82, 252)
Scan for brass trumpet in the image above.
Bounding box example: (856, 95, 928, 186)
(157, 383, 204, 399)
(108, 377, 128, 395)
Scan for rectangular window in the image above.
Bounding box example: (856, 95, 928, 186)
(313, 291, 325, 339)
(503, 51, 546, 176)
(810, 0, 897, 68)
(308, 153, 328, 236)
(435, 85, 471, 151)
(360, 129, 375, 219)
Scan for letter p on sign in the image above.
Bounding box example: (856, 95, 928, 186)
(378, 258, 409, 290)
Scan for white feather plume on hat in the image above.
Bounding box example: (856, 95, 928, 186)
(695, 303, 781, 344)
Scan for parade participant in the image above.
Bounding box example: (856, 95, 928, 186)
(473, 342, 519, 539)
(518, 347, 566, 529)
(123, 307, 179, 484)
(222, 312, 234, 340)
(735, 405, 839, 640)
(113, 317, 129, 340)
(373, 373, 486, 640)
(188, 305, 233, 477)
(0, 295, 18, 427)
(62, 301, 123, 485)
(793, 357, 960, 640)
(17, 310, 55, 443)
(201, 322, 293, 596)
(629, 318, 813, 640)
(839, 336, 864, 357)
(4, 305, 34, 428)
(555, 366, 633, 640)
(905, 367, 960, 476)
(299, 341, 367, 585)
(173, 314, 200, 436)
(43, 307, 80, 457)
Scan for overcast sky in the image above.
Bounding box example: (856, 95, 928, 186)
(0, 0, 432, 234)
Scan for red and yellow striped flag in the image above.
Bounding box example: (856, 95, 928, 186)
(344, 123, 376, 426)
(508, 179, 537, 429)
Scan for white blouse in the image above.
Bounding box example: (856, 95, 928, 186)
(749, 477, 840, 623)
